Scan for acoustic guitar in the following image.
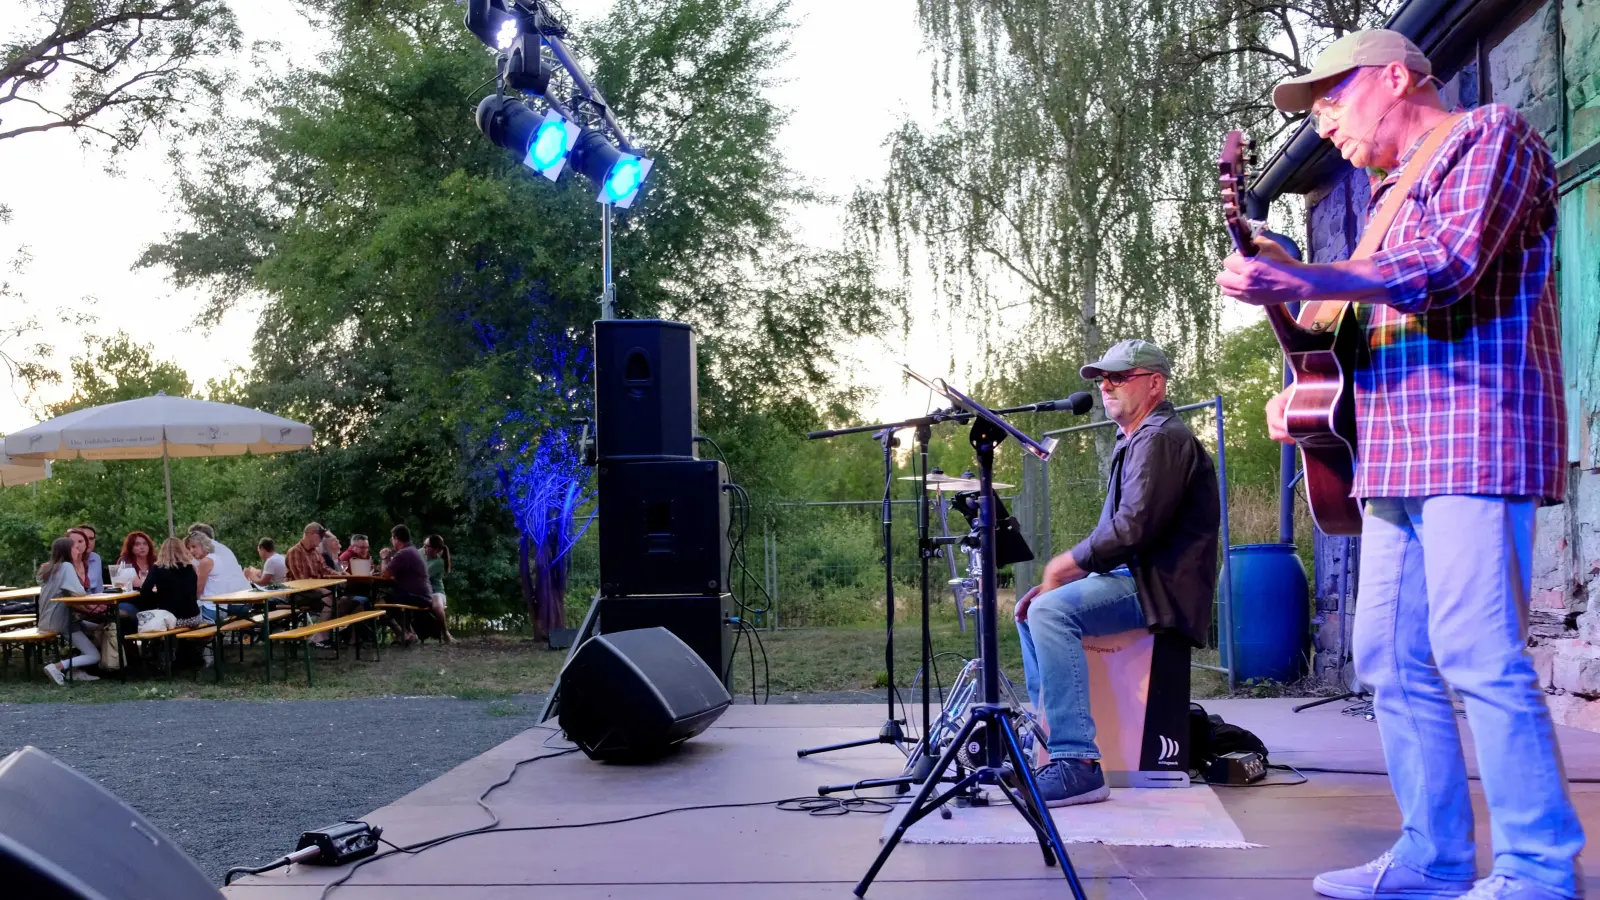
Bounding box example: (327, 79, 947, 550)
(1218, 130, 1364, 536)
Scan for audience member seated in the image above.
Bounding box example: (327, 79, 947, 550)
(384, 525, 451, 645)
(116, 530, 157, 588)
(75, 524, 109, 592)
(423, 534, 454, 643)
(340, 533, 373, 574)
(137, 537, 207, 667)
(38, 536, 100, 685)
(286, 522, 342, 644)
(246, 538, 289, 586)
(1013, 340, 1219, 808)
(189, 523, 252, 622)
(66, 528, 121, 625)
(184, 532, 217, 599)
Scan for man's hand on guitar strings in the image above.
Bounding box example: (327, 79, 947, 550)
(1216, 247, 1316, 307)
(1265, 388, 1296, 446)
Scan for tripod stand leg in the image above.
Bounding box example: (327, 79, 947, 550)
(797, 735, 896, 759)
(854, 713, 982, 897)
(1000, 713, 1088, 899)
(1292, 691, 1366, 713)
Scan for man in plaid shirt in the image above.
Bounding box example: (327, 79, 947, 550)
(1219, 30, 1582, 900)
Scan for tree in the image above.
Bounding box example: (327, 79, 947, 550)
(852, 0, 1229, 474)
(138, 0, 898, 624)
(0, 0, 239, 149)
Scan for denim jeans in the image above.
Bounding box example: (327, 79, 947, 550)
(1015, 572, 1145, 760)
(1355, 496, 1583, 896)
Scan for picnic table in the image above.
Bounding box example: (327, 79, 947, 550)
(198, 578, 348, 682)
(0, 586, 41, 605)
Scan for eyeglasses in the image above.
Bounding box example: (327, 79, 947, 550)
(1307, 68, 1365, 130)
(1094, 371, 1156, 387)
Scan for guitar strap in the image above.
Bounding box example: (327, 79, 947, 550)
(1298, 112, 1465, 332)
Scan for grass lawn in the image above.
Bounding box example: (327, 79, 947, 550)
(0, 621, 1246, 704)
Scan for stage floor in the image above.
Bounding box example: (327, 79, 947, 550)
(223, 698, 1600, 899)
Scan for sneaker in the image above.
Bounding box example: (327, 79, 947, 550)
(1461, 875, 1581, 900)
(43, 663, 64, 686)
(1313, 851, 1474, 899)
(1031, 758, 1111, 808)
(65, 668, 99, 682)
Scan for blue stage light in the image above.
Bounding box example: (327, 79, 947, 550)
(603, 157, 645, 204)
(495, 18, 517, 49)
(525, 112, 578, 180)
(569, 129, 653, 208)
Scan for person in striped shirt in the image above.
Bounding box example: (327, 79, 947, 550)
(1218, 29, 1582, 900)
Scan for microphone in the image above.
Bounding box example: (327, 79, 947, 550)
(1001, 392, 1094, 415)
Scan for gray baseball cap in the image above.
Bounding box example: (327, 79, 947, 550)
(1080, 339, 1172, 380)
(1272, 29, 1432, 113)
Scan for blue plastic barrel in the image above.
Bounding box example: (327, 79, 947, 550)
(1227, 543, 1310, 684)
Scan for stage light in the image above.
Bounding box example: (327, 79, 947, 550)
(475, 93, 541, 161)
(569, 129, 654, 208)
(504, 33, 552, 95)
(527, 110, 579, 180)
(496, 18, 517, 49)
(464, 0, 513, 49)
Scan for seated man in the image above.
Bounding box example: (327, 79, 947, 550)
(1014, 339, 1220, 807)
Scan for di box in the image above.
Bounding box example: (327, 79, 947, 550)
(598, 458, 730, 596)
(600, 593, 734, 686)
(593, 319, 699, 460)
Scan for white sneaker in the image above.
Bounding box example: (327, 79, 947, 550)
(65, 668, 99, 682)
(43, 663, 64, 686)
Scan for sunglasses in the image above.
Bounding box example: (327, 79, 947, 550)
(1094, 371, 1157, 387)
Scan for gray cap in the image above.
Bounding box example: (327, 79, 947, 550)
(1080, 339, 1172, 380)
(1272, 29, 1432, 113)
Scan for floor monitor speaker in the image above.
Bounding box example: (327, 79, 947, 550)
(559, 627, 732, 761)
(0, 746, 223, 900)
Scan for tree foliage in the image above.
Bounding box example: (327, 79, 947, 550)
(0, 0, 240, 149)
(131, 0, 897, 620)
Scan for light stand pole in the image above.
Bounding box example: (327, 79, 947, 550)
(599, 203, 616, 320)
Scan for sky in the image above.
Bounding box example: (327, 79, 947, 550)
(0, 0, 1119, 435)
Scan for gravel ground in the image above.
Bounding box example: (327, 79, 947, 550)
(0, 689, 887, 886)
(0, 694, 547, 885)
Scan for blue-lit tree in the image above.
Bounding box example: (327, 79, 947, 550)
(497, 425, 594, 640)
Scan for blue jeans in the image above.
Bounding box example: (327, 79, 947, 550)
(1356, 496, 1583, 896)
(1016, 572, 1145, 760)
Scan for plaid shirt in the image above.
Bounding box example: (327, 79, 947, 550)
(285, 540, 338, 582)
(1357, 103, 1565, 503)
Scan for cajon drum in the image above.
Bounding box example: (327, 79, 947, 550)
(1082, 628, 1192, 787)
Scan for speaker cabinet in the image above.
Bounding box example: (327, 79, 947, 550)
(593, 319, 699, 460)
(598, 458, 729, 596)
(0, 746, 223, 900)
(558, 627, 732, 761)
(600, 593, 733, 685)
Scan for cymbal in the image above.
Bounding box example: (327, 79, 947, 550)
(897, 474, 1016, 491)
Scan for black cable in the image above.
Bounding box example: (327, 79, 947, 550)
(740, 618, 770, 703)
(316, 747, 580, 898)
(321, 795, 880, 896)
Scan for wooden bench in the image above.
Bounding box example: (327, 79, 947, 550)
(124, 626, 198, 679)
(269, 610, 388, 683)
(177, 610, 296, 682)
(0, 628, 59, 680)
(0, 616, 36, 632)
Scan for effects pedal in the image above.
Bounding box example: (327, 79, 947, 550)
(1206, 750, 1267, 785)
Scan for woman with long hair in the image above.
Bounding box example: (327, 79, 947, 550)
(137, 537, 205, 630)
(37, 536, 99, 684)
(422, 534, 454, 644)
(117, 531, 157, 586)
(65, 528, 113, 620)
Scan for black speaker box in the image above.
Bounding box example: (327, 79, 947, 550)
(0, 746, 223, 900)
(598, 458, 729, 596)
(558, 627, 732, 761)
(600, 593, 734, 685)
(593, 319, 699, 460)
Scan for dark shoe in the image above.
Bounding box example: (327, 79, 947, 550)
(1032, 758, 1110, 808)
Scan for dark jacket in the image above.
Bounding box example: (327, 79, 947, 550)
(1068, 401, 1220, 647)
(137, 564, 200, 620)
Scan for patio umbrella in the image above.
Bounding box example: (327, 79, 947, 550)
(2, 392, 314, 536)
(0, 448, 50, 488)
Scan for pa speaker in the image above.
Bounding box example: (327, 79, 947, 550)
(559, 627, 732, 761)
(599, 593, 734, 685)
(593, 319, 698, 460)
(598, 458, 729, 596)
(0, 746, 223, 900)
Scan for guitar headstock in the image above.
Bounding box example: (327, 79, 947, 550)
(1218, 130, 1261, 258)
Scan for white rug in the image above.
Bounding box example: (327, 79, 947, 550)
(881, 786, 1261, 849)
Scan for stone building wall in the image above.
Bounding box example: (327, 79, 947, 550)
(1300, 0, 1600, 729)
